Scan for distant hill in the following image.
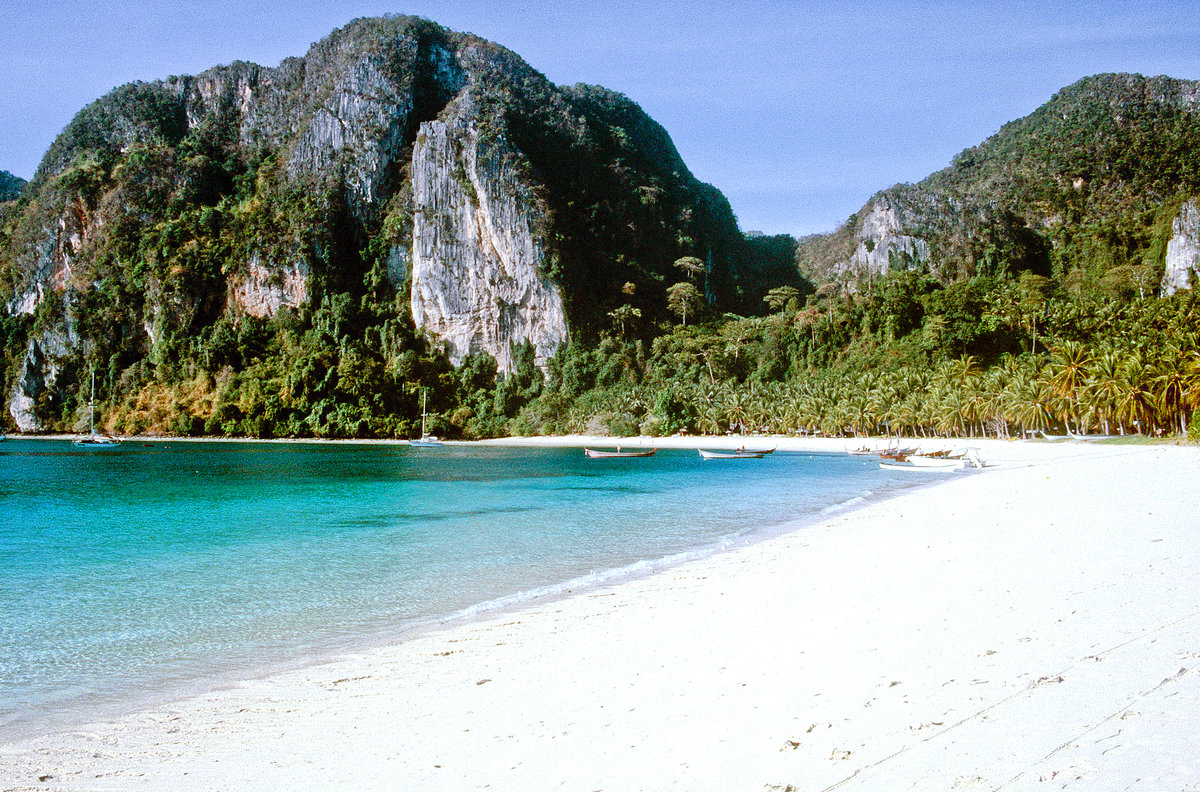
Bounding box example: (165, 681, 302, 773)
(0, 170, 24, 201)
(797, 73, 1200, 293)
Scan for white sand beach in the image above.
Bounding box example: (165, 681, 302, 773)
(3, 438, 1198, 790)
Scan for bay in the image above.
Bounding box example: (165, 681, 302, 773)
(0, 439, 909, 740)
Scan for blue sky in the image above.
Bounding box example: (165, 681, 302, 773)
(2, 0, 1198, 235)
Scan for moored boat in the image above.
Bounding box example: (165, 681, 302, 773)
(410, 389, 444, 447)
(881, 448, 985, 471)
(584, 447, 656, 458)
(698, 449, 764, 460)
(74, 434, 122, 449)
(878, 447, 918, 460)
(880, 457, 962, 471)
(906, 454, 965, 467)
(73, 371, 122, 449)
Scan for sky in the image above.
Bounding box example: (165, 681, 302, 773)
(2, 0, 1199, 236)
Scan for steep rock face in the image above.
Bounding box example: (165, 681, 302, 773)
(1163, 199, 1200, 295)
(169, 28, 468, 223)
(6, 199, 88, 316)
(283, 34, 465, 218)
(5, 200, 91, 429)
(225, 253, 310, 318)
(9, 325, 77, 432)
(410, 97, 567, 370)
(847, 196, 930, 278)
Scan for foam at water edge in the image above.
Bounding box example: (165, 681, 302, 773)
(436, 544, 732, 627)
(821, 490, 874, 515)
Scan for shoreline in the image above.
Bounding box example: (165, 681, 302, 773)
(0, 439, 942, 745)
(7, 429, 1184, 452)
(3, 442, 1198, 789)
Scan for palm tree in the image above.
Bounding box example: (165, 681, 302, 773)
(929, 380, 965, 437)
(1115, 353, 1156, 435)
(1085, 348, 1125, 435)
(862, 371, 901, 438)
(697, 397, 725, 436)
(980, 366, 1010, 438)
(1182, 352, 1200, 436)
(1152, 346, 1189, 435)
(719, 384, 750, 434)
(1003, 366, 1050, 436)
(958, 370, 987, 438)
(1048, 341, 1093, 433)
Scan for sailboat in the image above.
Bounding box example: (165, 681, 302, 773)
(73, 371, 120, 449)
(409, 389, 443, 447)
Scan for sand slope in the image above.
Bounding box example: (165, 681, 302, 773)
(2, 442, 1197, 791)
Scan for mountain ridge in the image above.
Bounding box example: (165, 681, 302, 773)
(796, 72, 1200, 294)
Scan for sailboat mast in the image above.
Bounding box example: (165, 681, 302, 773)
(89, 371, 96, 435)
(421, 389, 427, 437)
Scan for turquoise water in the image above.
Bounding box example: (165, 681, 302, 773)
(0, 439, 907, 740)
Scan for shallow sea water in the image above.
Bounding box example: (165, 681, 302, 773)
(0, 439, 912, 739)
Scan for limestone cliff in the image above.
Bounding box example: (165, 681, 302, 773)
(9, 324, 78, 432)
(1163, 199, 1200, 295)
(224, 253, 310, 318)
(410, 96, 567, 370)
(845, 196, 930, 279)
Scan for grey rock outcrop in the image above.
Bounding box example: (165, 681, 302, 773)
(225, 253, 311, 317)
(410, 96, 567, 371)
(1163, 199, 1200, 295)
(283, 36, 465, 217)
(6, 199, 87, 317)
(797, 74, 1200, 289)
(848, 196, 930, 278)
(9, 326, 77, 432)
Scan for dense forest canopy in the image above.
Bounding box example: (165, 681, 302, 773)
(0, 171, 24, 203)
(1, 21, 1198, 441)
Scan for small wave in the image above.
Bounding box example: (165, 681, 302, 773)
(820, 490, 874, 515)
(437, 545, 730, 626)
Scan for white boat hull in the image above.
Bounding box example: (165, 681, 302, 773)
(698, 449, 764, 460)
(906, 455, 965, 468)
(73, 435, 121, 449)
(880, 460, 959, 472)
(585, 448, 656, 458)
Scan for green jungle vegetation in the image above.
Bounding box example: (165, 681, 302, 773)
(518, 270, 1200, 441)
(0, 16, 795, 439)
(1, 24, 1198, 442)
(4, 256, 1199, 442)
(798, 74, 1200, 289)
(0, 171, 25, 203)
